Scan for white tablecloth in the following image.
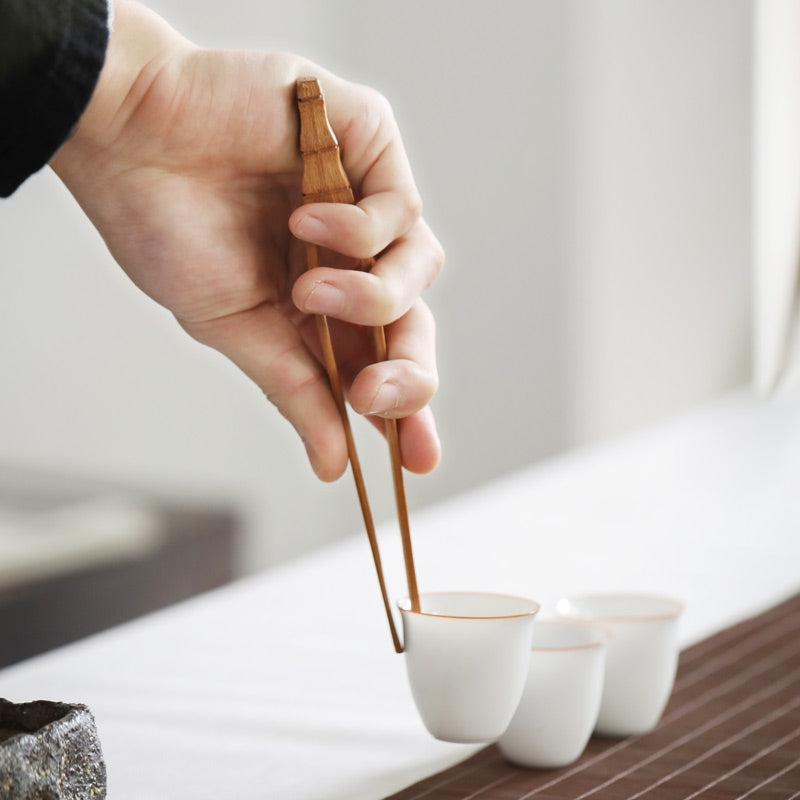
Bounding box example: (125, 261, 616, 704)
(2, 386, 799, 799)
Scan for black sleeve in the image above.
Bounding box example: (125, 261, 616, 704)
(0, 0, 110, 197)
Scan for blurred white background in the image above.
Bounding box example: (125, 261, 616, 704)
(0, 1, 752, 572)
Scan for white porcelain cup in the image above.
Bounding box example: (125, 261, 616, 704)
(398, 591, 540, 743)
(498, 619, 609, 768)
(556, 593, 683, 737)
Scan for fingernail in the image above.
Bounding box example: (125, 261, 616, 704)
(369, 381, 401, 415)
(303, 281, 345, 314)
(296, 215, 328, 242)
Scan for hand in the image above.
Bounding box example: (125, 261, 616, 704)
(50, 0, 443, 481)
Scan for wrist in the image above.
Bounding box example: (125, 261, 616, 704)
(51, 0, 191, 181)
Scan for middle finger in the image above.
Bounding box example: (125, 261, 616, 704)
(291, 217, 444, 327)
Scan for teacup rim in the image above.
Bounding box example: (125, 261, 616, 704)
(397, 590, 540, 620)
(530, 618, 612, 651)
(556, 592, 684, 623)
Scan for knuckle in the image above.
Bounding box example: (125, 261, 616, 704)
(365, 86, 394, 124)
(359, 270, 402, 323)
(264, 342, 327, 407)
(357, 217, 381, 258)
(404, 365, 439, 412)
(423, 368, 440, 399)
(344, 86, 395, 154)
(430, 236, 446, 281)
(405, 189, 424, 223)
(417, 297, 437, 330)
(411, 220, 446, 289)
(374, 284, 402, 322)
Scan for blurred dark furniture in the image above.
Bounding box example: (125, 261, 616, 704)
(0, 467, 239, 668)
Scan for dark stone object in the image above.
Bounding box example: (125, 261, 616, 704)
(0, 699, 106, 799)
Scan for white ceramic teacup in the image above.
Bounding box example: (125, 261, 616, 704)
(556, 593, 683, 737)
(398, 591, 540, 743)
(498, 619, 609, 768)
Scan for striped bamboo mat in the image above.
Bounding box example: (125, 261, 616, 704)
(385, 591, 800, 800)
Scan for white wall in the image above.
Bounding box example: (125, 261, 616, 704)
(753, 0, 800, 391)
(561, 2, 752, 442)
(0, 1, 752, 572)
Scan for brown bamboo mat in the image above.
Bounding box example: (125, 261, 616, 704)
(385, 591, 800, 800)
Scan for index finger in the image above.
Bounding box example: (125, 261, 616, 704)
(289, 78, 423, 259)
(325, 81, 418, 199)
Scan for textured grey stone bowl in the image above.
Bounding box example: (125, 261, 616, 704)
(0, 699, 106, 799)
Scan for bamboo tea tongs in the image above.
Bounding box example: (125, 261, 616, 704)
(296, 78, 419, 652)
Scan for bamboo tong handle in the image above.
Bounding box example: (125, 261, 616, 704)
(296, 78, 420, 651)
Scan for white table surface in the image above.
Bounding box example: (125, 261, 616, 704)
(2, 386, 799, 799)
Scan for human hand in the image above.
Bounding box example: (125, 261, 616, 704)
(50, 0, 443, 481)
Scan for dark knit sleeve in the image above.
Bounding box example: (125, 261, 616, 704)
(0, 0, 110, 197)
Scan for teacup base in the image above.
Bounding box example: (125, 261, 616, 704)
(593, 720, 660, 738)
(430, 729, 505, 745)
